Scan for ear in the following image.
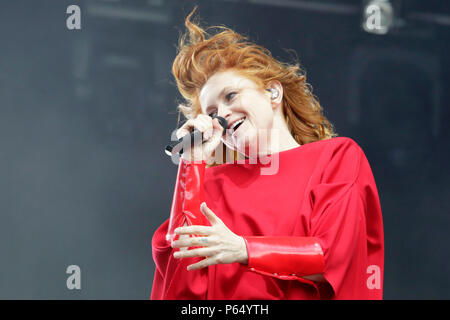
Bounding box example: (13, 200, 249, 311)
(266, 80, 283, 110)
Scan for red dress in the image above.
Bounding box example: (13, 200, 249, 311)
(151, 137, 384, 299)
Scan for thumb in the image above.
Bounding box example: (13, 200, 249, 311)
(200, 202, 222, 225)
(208, 118, 224, 145)
(212, 118, 225, 136)
(202, 120, 223, 157)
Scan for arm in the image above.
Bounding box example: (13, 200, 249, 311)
(166, 158, 209, 243)
(171, 206, 327, 283)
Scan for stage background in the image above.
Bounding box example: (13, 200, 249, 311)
(0, 0, 449, 299)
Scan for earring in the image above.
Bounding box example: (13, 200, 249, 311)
(266, 88, 279, 100)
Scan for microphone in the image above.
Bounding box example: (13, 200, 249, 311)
(165, 116, 228, 157)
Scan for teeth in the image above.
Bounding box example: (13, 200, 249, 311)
(230, 118, 245, 131)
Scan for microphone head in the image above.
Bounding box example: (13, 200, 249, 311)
(215, 116, 228, 131)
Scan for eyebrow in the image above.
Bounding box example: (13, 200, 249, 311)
(204, 85, 234, 113)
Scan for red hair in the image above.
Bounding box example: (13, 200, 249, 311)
(172, 7, 336, 148)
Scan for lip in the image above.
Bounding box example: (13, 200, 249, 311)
(227, 117, 246, 130)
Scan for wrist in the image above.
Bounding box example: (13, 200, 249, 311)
(180, 144, 211, 163)
(238, 236, 249, 265)
(180, 153, 208, 165)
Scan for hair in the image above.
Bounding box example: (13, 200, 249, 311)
(172, 7, 337, 153)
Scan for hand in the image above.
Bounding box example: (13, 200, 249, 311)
(176, 112, 224, 162)
(171, 202, 249, 270)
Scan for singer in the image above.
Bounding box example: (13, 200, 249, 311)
(151, 8, 384, 300)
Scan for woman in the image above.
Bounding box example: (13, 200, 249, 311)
(151, 8, 384, 300)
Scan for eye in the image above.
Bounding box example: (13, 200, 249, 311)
(225, 92, 237, 102)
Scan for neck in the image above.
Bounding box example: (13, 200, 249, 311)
(239, 112, 299, 160)
(256, 110, 299, 157)
(270, 112, 300, 153)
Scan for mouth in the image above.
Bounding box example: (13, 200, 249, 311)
(228, 117, 246, 133)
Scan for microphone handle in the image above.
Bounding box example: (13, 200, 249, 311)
(165, 116, 228, 157)
(166, 129, 203, 156)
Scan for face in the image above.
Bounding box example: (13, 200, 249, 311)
(199, 70, 275, 156)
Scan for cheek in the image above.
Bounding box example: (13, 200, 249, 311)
(241, 99, 273, 128)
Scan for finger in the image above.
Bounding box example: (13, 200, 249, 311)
(210, 119, 225, 143)
(198, 116, 213, 140)
(198, 113, 213, 124)
(187, 257, 217, 271)
(178, 118, 207, 137)
(173, 246, 217, 259)
(203, 127, 214, 141)
(176, 119, 196, 139)
(174, 226, 213, 236)
(200, 202, 223, 225)
(196, 115, 212, 132)
(176, 127, 190, 140)
(201, 133, 221, 156)
(172, 236, 211, 248)
(212, 118, 225, 133)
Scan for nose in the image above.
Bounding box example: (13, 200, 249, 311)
(217, 104, 232, 123)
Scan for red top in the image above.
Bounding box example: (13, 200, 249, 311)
(151, 137, 384, 299)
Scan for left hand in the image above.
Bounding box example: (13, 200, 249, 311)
(171, 202, 249, 271)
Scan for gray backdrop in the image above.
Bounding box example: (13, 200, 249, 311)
(0, 0, 449, 299)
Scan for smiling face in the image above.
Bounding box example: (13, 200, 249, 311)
(199, 70, 276, 156)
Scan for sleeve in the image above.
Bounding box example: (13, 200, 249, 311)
(309, 180, 364, 296)
(242, 236, 325, 279)
(166, 158, 210, 243)
(308, 138, 383, 297)
(150, 219, 171, 300)
(150, 158, 211, 300)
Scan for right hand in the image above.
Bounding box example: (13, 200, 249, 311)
(176, 113, 224, 162)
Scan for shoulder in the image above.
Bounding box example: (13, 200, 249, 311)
(317, 136, 361, 151)
(324, 137, 363, 159)
(301, 136, 361, 152)
(307, 137, 366, 184)
(302, 137, 363, 161)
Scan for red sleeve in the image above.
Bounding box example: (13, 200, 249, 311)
(309, 138, 384, 299)
(150, 219, 171, 300)
(150, 159, 210, 300)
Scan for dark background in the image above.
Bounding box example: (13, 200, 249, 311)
(0, 0, 448, 299)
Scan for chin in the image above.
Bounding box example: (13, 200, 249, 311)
(224, 127, 263, 158)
